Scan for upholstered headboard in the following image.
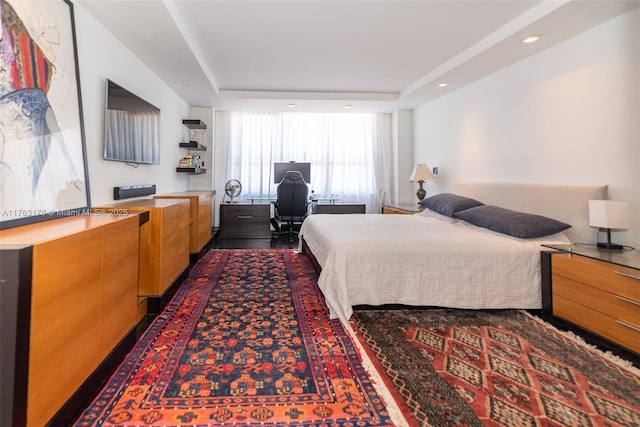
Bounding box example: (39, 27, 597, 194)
(454, 182, 608, 244)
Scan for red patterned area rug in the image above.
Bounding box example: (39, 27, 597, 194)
(353, 309, 640, 427)
(74, 250, 396, 426)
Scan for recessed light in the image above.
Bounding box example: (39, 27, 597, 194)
(438, 82, 449, 87)
(288, 104, 296, 108)
(521, 34, 542, 44)
(344, 105, 353, 109)
(182, 81, 195, 87)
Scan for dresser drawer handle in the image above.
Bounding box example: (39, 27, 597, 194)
(237, 215, 253, 219)
(614, 295, 640, 307)
(616, 319, 640, 333)
(615, 270, 640, 281)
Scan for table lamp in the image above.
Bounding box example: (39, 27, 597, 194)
(409, 163, 434, 201)
(588, 200, 629, 250)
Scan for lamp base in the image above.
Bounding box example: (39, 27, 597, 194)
(597, 228, 624, 250)
(596, 242, 624, 250)
(416, 180, 426, 201)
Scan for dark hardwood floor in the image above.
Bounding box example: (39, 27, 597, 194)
(207, 224, 300, 249)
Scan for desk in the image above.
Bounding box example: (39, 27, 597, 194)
(311, 203, 365, 214)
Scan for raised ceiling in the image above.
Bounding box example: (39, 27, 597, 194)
(78, 0, 639, 112)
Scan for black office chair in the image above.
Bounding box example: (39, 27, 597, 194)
(272, 171, 309, 243)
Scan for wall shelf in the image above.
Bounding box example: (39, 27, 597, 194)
(176, 167, 206, 174)
(179, 141, 207, 151)
(179, 119, 208, 174)
(182, 119, 207, 129)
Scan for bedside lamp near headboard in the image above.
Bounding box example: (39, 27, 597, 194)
(589, 200, 629, 250)
(409, 163, 434, 202)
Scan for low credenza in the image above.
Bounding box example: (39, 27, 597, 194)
(94, 199, 190, 303)
(219, 203, 271, 239)
(0, 214, 140, 427)
(154, 191, 213, 257)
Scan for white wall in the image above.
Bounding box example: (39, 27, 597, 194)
(187, 107, 216, 226)
(391, 110, 415, 205)
(74, 2, 191, 206)
(413, 9, 640, 247)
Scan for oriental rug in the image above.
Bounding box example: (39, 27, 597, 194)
(353, 309, 640, 427)
(74, 250, 395, 426)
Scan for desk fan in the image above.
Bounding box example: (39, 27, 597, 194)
(224, 179, 242, 203)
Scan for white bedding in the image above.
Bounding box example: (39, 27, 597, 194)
(299, 213, 571, 326)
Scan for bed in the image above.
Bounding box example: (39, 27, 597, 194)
(299, 182, 608, 326)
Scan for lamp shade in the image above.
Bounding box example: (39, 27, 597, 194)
(409, 163, 434, 182)
(588, 200, 629, 229)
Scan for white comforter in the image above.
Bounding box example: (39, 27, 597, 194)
(299, 213, 571, 326)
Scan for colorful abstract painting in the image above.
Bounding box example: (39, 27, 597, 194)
(0, 0, 90, 229)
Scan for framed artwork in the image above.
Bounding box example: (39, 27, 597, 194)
(0, 0, 91, 230)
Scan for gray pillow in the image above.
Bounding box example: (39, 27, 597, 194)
(419, 193, 484, 218)
(455, 205, 571, 238)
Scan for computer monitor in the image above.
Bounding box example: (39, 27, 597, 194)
(274, 162, 311, 184)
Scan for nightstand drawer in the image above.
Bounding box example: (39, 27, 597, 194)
(554, 295, 640, 354)
(553, 253, 640, 302)
(552, 275, 640, 324)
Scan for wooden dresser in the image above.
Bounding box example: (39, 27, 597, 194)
(94, 199, 190, 300)
(0, 214, 140, 427)
(542, 245, 640, 356)
(154, 191, 212, 255)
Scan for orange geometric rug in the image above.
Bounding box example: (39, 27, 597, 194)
(353, 309, 640, 427)
(74, 250, 396, 426)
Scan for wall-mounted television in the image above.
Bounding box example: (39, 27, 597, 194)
(274, 162, 311, 183)
(103, 79, 160, 164)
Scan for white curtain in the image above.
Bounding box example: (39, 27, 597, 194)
(215, 111, 392, 213)
(105, 110, 160, 164)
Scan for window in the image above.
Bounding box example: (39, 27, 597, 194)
(216, 111, 392, 212)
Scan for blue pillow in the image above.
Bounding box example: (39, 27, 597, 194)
(455, 205, 571, 238)
(419, 193, 484, 218)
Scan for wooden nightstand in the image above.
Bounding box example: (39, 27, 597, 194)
(381, 203, 423, 215)
(541, 244, 640, 357)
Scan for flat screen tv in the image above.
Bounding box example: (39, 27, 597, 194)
(274, 162, 311, 183)
(103, 79, 160, 164)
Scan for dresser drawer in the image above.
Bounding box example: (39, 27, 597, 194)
(554, 294, 640, 354)
(552, 275, 640, 326)
(552, 253, 640, 302)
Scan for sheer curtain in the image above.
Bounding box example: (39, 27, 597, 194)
(215, 111, 392, 213)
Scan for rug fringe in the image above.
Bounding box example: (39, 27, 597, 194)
(345, 323, 412, 427)
(521, 310, 640, 377)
